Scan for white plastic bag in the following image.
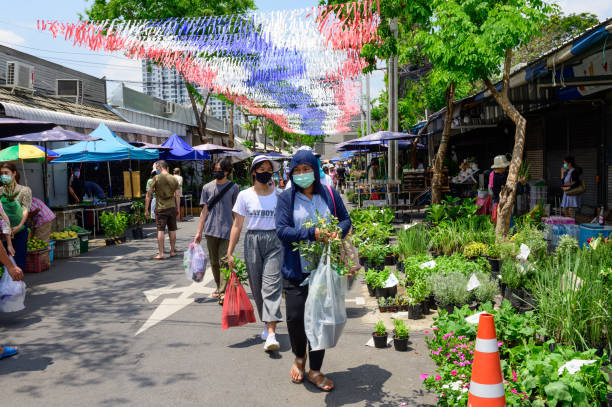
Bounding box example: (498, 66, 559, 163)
(183, 242, 208, 282)
(0, 267, 26, 312)
(304, 247, 347, 351)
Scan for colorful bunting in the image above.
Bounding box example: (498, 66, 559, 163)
(38, 1, 380, 135)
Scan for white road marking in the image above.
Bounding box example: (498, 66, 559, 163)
(136, 267, 215, 336)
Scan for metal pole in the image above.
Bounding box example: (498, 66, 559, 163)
(43, 142, 49, 205)
(366, 73, 372, 135)
(360, 76, 365, 137)
(387, 18, 399, 184)
(107, 161, 112, 197)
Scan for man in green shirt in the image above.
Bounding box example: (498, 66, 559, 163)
(145, 160, 179, 260)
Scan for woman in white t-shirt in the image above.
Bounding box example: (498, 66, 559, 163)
(227, 156, 283, 352)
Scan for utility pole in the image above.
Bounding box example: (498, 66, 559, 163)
(366, 73, 372, 135)
(387, 18, 399, 182)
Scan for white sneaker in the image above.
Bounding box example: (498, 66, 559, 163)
(261, 328, 268, 341)
(264, 334, 280, 351)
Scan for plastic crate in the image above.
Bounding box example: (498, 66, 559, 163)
(26, 249, 50, 273)
(78, 232, 90, 254)
(55, 237, 80, 259)
(49, 241, 55, 262)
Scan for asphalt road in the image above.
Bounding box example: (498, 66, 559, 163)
(0, 217, 436, 407)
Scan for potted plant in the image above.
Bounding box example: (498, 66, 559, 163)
(100, 211, 118, 245)
(378, 297, 387, 313)
(385, 244, 399, 266)
(115, 212, 129, 243)
(428, 271, 471, 314)
(373, 267, 397, 298)
(472, 271, 499, 308)
(396, 295, 407, 311)
(463, 242, 488, 259)
(372, 320, 388, 348)
(392, 319, 410, 351)
(131, 201, 146, 240)
(364, 268, 378, 297)
(387, 297, 397, 313)
(360, 242, 388, 271)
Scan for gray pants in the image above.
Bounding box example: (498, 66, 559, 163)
(244, 230, 283, 323)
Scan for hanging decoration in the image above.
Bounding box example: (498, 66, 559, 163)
(37, 0, 380, 135)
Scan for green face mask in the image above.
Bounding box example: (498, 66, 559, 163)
(293, 172, 315, 188)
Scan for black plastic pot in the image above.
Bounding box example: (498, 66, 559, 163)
(605, 392, 612, 407)
(393, 336, 409, 352)
(367, 283, 376, 297)
(375, 285, 397, 299)
(487, 257, 500, 273)
(396, 261, 404, 272)
(408, 304, 422, 320)
(469, 301, 480, 311)
(384, 255, 397, 266)
(421, 300, 430, 314)
(373, 333, 388, 349)
(428, 295, 436, 311)
(132, 226, 145, 240)
(359, 256, 366, 266)
(105, 238, 116, 246)
(437, 303, 456, 314)
(117, 234, 127, 244)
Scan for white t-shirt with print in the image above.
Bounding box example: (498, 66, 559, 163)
(232, 187, 277, 231)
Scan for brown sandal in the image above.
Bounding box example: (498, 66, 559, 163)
(307, 371, 334, 392)
(290, 358, 306, 384)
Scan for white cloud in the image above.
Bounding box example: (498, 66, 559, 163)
(0, 29, 26, 46)
(555, 0, 612, 19)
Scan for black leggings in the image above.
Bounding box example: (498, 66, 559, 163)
(283, 277, 325, 371)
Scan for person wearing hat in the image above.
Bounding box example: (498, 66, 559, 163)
(490, 155, 510, 204)
(226, 156, 283, 352)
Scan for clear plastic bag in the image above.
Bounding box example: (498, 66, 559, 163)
(304, 247, 347, 351)
(183, 242, 208, 282)
(0, 267, 26, 312)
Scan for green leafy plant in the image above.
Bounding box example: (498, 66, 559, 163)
(428, 271, 471, 307)
(100, 211, 128, 238)
(221, 255, 249, 286)
(386, 297, 395, 307)
(372, 267, 392, 289)
(487, 243, 501, 259)
(397, 224, 430, 258)
(131, 200, 147, 225)
(472, 272, 499, 304)
(359, 243, 390, 269)
(393, 319, 410, 339)
(407, 279, 429, 304)
(293, 212, 356, 276)
(463, 242, 488, 258)
(555, 235, 579, 258)
(377, 297, 386, 308)
(364, 268, 379, 287)
(374, 320, 387, 336)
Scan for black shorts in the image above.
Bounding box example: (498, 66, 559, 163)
(155, 207, 178, 232)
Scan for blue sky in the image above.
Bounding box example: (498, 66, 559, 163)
(0, 0, 610, 103)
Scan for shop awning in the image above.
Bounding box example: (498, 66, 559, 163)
(1, 102, 171, 139)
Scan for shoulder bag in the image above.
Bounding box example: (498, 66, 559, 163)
(565, 180, 585, 196)
(206, 182, 235, 212)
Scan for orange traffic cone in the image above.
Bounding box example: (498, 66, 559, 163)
(467, 313, 506, 407)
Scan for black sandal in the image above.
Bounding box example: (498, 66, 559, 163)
(218, 294, 224, 306)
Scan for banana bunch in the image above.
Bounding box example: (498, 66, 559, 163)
(50, 231, 78, 241)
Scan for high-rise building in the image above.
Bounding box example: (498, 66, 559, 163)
(141, 60, 242, 124)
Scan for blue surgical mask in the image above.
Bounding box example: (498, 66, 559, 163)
(293, 172, 315, 188)
(155, 170, 160, 175)
(0, 175, 12, 185)
(563, 163, 569, 170)
(74, 171, 80, 178)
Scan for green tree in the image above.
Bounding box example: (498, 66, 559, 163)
(423, 0, 551, 238)
(84, 0, 256, 143)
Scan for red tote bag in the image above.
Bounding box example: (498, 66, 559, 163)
(222, 271, 256, 330)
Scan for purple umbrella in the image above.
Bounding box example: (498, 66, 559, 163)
(336, 131, 417, 151)
(0, 118, 55, 137)
(1, 127, 101, 142)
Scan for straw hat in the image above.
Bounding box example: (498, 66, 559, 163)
(491, 155, 510, 169)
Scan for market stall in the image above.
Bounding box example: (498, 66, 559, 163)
(50, 123, 158, 235)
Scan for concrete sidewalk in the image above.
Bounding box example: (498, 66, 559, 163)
(0, 217, 436, 406)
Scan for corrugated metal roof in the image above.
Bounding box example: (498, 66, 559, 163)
(0, 102, 171, 138)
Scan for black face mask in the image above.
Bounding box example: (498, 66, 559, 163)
(213, 171, 225, 180)
(255, 171, 273, 184)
